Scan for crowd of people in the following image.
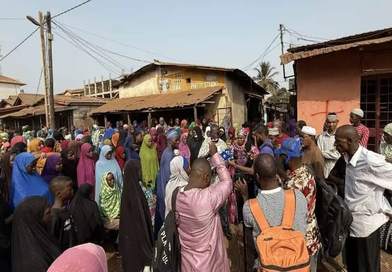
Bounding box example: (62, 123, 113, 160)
(0, 109, 390, 272)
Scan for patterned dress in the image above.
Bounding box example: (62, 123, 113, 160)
(286, 165, 322, 256)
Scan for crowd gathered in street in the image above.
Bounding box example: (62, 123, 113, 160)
(0, 109, 391, 272)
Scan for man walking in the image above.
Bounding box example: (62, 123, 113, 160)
(317, 112, 341, 178)
(350, 108, 369, 148)
(335, 125, 392, 272)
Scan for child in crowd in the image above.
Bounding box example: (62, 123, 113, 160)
(49, 176, 76, 250)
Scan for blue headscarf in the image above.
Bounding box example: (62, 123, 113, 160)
(10, 152, 52, 209)
(95, 145, 123, 203)
(103, 127, 115, 140)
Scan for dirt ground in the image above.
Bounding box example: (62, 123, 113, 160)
(106, 241, 392, 272)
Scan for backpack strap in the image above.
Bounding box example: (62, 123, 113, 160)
(172, 187, 181, 213)
(249, 198, 270, 232)
(281, 189, 296, 228)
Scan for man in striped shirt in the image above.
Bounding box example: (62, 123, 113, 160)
(350, 108, 369, 148)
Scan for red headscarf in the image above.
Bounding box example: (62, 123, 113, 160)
(10, 135, 25, 148)
(115, 146, 126, 170)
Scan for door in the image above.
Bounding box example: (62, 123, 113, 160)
(360, 75, 392, 151)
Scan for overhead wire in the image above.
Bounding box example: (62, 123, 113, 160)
(35, 66, 44, 95)
(56, 21, 180, 62)
(53, 28, 122, 76)
(242, 32, 280, 71)
(53, 21, 129, 71)
(54, 20, 150, 64)
(0, 0, 93, 63)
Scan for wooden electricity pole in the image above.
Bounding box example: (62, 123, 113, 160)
(279, 24, 287, 80)
(45, 11, 55, 129)
(38, 12, 50, 127)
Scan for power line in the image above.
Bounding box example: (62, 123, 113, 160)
(54, 21, 150, 64)
(242, 32, 280, 71)
(0, 0, 93, 63)
(53, 28, 122, 75)
(35, 66, 44, 95)
(56, 20, 179, 62)
(0, 28, 39, 62)
(53, 21, 129, 71)
(52, 0, 93, 19)
(284, 26, 328, 42)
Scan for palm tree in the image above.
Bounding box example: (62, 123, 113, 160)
(253, 61, 279, 94)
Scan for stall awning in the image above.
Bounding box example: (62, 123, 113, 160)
(90, 86, 223, 115)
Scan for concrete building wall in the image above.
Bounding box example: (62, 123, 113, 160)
(0, 83, 21, 100)
(118, 70, 158, 98)
(295, 49, 361, 133)
(73, 106, 97, 129)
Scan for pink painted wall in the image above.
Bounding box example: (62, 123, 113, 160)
(296, 50, 361, 133)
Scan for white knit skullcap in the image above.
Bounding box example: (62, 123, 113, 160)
(301, 126, 316, 136)
(351, 108, 364, 118)
(268, 127, 279, 136)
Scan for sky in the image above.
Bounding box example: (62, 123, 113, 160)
(0, 0, 392, 94)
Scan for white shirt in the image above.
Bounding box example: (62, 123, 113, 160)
(317, 131, 340, 178)
(344, 146, 392, 237)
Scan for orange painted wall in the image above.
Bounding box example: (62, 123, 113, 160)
(295, 50, 361, 133)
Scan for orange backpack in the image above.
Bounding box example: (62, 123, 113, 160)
(249, 189, 310, 272)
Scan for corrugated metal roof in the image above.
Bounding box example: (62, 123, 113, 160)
(281, 27, 392, 64)
(90, 86, 223, 115)
(0, 75, 25, 86)
(1, 104, 72, 119)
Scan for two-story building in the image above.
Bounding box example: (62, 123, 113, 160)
(90, 62, 266, 127)
(0, 75, 25, 99)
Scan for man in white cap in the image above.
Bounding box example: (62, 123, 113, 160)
(268, 127, 280, 148)
(317, 112, 341, 178)
(350, 108, 369, 148)
(301, 125, 325, 180)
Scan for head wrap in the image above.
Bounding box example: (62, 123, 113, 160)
(351, 108, 364, 118)
(75, 134, 84, 141)
(384, 123, 392, 136)
(327, 112, 338, 122)
(268, 127, 279, 136)
(166, 129, 179, 141)
(301, 126, 316, 136)
(276, 138, 303, 162)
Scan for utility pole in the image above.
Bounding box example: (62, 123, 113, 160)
(27, 12, 55, 129)
(45, 11, 55, 129)
(279, 24, 287, 80)
(37, 12, 50, 127)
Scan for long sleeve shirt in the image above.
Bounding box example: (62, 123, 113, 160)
(175, 154, 231, 272)
(355, 124, 369, 148)
(344, 146, 392, 237)
(317, 131, 341, 178)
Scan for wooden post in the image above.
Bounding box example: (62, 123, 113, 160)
(38, 11, 49, 127)
(104, 115, 108, 128)
(83, 80, 86, 96)
(147, 111, 152, 128)
(127, 112, 131, 125)
(109, 74, 113, 99)
(88, 79, 91, 96)
(101, 75, 104, 98)
(193, 105, 198, 122)
(45, 12, 55, 129)
(94, 77, 97, 97)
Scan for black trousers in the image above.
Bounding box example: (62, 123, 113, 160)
(345, 228, 380, 272)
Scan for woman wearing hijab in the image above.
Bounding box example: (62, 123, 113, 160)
(115, 145, 126, 170)
(178, 133, 191, 163)
(99, 172, 121, 230)
(111, 132, 120, 148)
(149, 127, 158, 143)
(139, 134, 159, 190)
(219, 126, 227, 142)
(77, 143, 96, 189)
(164, 156, 189, 216)
(61, 149, 78, 190)
(48, 243, 107, 272)
(69, 184, 103, 245)
(95, 145, 123, 204)
(68, 140, 81, 160)
(10, 135, 25, 148)
(10, 152, 52, 209)
(41, 154, 63, 183)
(119, 160, 154, 272)
(12, 196, 61, 272)
(188, 126, 204, 164)
(156, 127, 167, 160)
(180, 119, 189, 134)
(28, 138, 44, 153)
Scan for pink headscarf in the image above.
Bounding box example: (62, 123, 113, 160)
(178, 133, 191, 162)
(48, 243, 107, 272)
(10, 135, 25, 147)
(77, 143, 96, 188)
(149, 127, 158, 142)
